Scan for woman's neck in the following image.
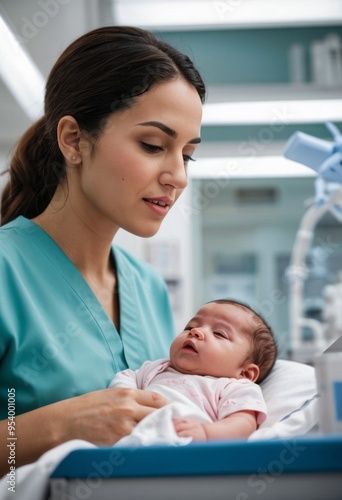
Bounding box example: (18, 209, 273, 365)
(32, 201, 120, 329)
(32, 197, 117, 279)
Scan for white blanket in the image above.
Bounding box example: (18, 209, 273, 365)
(0, 386, 318, 500)
(0, 403, 193, 500)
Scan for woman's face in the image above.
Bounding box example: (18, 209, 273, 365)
(75, 78, 202, 237)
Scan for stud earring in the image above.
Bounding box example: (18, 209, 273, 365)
(71, 156, 77, 161)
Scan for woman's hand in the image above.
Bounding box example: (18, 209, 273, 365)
(59, 387, 170, 445)
(0, 387, 169, 476)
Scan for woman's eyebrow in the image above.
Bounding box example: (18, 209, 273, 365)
(137, 121, 201, 144)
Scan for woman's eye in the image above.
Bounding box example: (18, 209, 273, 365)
(141, 142, 163, 154)
(141, 143, 195, 163)
(183, 154, 195, 164)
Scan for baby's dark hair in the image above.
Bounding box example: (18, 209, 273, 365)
(210, 298, 278, 383)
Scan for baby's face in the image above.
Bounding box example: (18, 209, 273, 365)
(170, 302, 255, 379)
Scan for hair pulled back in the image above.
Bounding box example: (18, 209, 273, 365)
(1, 26, 205, 225)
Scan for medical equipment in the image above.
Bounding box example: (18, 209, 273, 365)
(49, 436, 342, 500)
(315, 349, 342, 434)
(284, 122, 342, 206)
(284, 123, 342, 363)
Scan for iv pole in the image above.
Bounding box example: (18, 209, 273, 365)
(284, 123, 342, 360)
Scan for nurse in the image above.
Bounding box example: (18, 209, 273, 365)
(0, 26, 205, 474)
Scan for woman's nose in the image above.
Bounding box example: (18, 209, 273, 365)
(160, 155, 188, 190)
(188, 328, 205, 340)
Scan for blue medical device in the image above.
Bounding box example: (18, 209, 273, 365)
(284, 122, 342, 362)
(284, 122, 342, 205)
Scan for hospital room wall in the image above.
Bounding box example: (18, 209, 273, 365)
(191, 175, 342, 359)
(193, 210, 297, 358)
(156, 26, 342, 88)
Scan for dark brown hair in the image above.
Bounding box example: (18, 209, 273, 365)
(210, 298, 278, 383)
(1, 26, 206, 226)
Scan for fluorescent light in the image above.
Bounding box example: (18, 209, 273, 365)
(202, 99, 342, 125)
(0, 15, 44, 121)
(189, 156, 316, 179)
(113, 0, 342, 29)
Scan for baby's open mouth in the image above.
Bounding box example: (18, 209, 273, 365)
(182, 340, 197, 352)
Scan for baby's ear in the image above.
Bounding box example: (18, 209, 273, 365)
(240, 364, 259, 383)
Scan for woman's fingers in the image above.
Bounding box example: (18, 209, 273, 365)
(62, 388, 170, 446)
(106, 388, 169, 422)
(134, 389, 169, 410)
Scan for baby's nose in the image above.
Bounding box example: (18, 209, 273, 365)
(188, 328, 205, 340)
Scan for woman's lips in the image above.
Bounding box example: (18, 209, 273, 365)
(143, 197, 173, 216)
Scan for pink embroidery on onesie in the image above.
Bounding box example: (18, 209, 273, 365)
(166, 378, 203, 400)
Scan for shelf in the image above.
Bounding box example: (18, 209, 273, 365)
(203, 83, 342, 125)
(206, 83, 342, 103)
(189, 156, 314, 179)
(195, 140, 287, 158)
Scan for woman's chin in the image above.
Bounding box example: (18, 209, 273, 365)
(135, 224, 163, 239)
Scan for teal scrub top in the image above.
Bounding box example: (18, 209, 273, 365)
(0, 216, 176, 420)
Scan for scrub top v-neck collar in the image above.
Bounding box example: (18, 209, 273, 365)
(18, 216, 138, 370)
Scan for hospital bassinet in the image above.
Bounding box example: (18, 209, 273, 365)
(49, 434, 342, 500)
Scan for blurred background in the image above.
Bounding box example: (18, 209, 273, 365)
(1, 0, 342, 360)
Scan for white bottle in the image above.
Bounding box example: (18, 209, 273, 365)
(324, 33, 342, 87)
(289, 43, 306, 84)
(310, 39, 325, 86)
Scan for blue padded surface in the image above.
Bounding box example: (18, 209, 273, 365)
(51, 435, 342, 479)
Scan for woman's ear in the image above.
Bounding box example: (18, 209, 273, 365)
(240, 364, 260, 383)
(57, 115, 82, 164)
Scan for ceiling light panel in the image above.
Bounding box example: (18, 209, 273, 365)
(0, 15, 44, 121)
(112, 0, 342, 30)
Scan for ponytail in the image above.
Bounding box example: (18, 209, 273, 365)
(1, 117, 64, 226)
